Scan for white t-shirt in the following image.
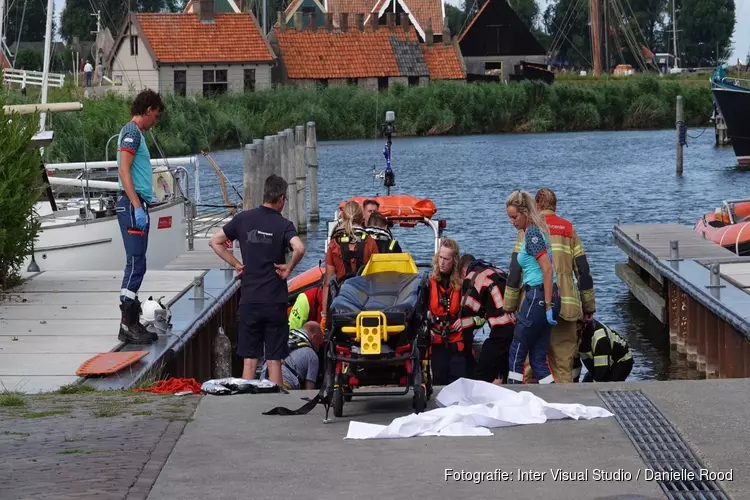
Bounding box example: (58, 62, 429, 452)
(84, 63, 93, 73)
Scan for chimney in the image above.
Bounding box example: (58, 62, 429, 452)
(356, 13, 365, 31)
(370, 13, 379, 30)
(278, 10, 286, 31)
(386, 12, 394, 30)
(341, 13, 348, 31)
(442, 18, 451, 44)
(400, 12, 409, 32)
(294, 11, 303, 31)
(196, 0, 214, 23)
(425, 17, 433, 45)
(325, 12, 334, 30)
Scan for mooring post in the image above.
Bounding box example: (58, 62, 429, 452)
(670, 240, 679, 260)
(252, 138, 264, 210)
(263, 135, 274, 180)
(287, 128, 299, 228)
(193, 275, 204, 299)
(295, 125, 307, 233)
(306, 121, 319, 222)
(243, 142, 256, 210)
(676, 95, 684, 176)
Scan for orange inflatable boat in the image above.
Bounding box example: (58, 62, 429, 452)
(694, 199, 750, 255)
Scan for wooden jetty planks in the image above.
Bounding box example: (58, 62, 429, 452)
(0, 270, 200, 393)
(615, 224, 734, 260)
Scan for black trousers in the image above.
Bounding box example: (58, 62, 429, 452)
(431, 343, 467, 385)
(582, 358, 633, 382)
(475, 324, 515, 383)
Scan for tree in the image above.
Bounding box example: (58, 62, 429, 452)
(445, 3, 466, 38)
(508, 0, 539, 30)
(60, 0, 184, 44)
(677, 0, 735, 66)
(5, 0, 57, 44)
(0, 112, 46, 290)
(14, 48, 43, 71)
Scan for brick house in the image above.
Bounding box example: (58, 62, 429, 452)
(268, 11, 465, 90)
(106, 0, 275, 97)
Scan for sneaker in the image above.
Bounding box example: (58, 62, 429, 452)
(118, 300, 154, 344)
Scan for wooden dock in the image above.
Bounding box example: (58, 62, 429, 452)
(0, 270, 199, 393)
(613, 223, 750, 378)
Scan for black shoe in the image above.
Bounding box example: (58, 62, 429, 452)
(118, 300, 154, 344)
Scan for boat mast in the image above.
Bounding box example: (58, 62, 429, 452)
(671, 0, 678, 70)
(590, 0, 601, 75)
(38, 0, 54, 132)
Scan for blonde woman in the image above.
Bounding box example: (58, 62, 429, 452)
(320, 201, 379, 330)
(427, 238, 466, 384)
(505, 190, 561, 384)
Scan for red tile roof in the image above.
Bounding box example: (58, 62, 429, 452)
(275, 25, 414, 78)
(134, 12, 274, 63)
(274, 25, 464, 80)
(421, 42, 465, 79)
(400, 0, 444, 35)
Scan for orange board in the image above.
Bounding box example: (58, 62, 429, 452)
(76, 351, 149, 376)
(339, 195, 437, 218)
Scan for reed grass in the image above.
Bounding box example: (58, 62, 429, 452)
(0, 78, 713, 163)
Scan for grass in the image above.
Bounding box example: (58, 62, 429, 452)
(0, 77, 715, 164)
(0, 391, 27, 408)
(93, 402, 123, 418)
(133, 410, 153, 416)
(57, 384, 96, 395)
(57, 449, 86, 455)
(2, 431, 30, 437)
(22, 409, 69, 419)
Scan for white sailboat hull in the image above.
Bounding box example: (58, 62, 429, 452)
(24, 201, 187, 272)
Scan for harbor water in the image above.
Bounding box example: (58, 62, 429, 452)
(196, 128, 747, 381)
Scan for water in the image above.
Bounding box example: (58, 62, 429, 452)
(197, 128, 748, 381)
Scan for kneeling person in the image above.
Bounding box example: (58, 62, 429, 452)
(577, 319, 633, 382)
(428, 238, 466, 385)
(260, 322, 324, 390)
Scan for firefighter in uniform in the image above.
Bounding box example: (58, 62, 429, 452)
(576, 318, 633, 382)
(320, 201, 379, 331)
(288, 285, 323, 330)
(365, 212, 402, 253)
(428, 238, 466, 385)
(457, 254, 515, 384)
(504, 188, 596, 383)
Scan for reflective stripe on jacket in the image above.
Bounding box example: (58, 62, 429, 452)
(504, 210, 595, 321)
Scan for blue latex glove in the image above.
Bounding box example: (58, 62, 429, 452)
(134, 207, 148, 230)
(546, 308, 557, 326)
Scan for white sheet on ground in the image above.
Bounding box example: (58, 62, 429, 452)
(344, 378, 614, 439)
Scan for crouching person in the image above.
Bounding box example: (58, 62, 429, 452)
(428, 238, 467, 385)
(577, 319, 633, 382)
(260, 322, 324, 390)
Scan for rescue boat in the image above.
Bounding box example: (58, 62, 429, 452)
(694, 199, 750, 255)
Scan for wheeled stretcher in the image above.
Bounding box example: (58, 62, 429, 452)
(322, 253, 432, 417)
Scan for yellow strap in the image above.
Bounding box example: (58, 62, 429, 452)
(388, 239, 396, 250)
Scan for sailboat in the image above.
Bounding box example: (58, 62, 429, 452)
(19, 0, 197, 273)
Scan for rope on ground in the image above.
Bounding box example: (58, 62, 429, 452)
(133, 377, 203, 394)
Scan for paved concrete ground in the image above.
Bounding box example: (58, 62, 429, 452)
(146, 379, 750, 500)
(0, 270, 199, 393)
(0, 388, 201, 500)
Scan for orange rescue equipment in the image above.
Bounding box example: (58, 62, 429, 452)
(429, 278, 463, 350)
(339, 195, 437, 219)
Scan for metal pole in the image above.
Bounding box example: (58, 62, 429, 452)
(38, 0, 54, 132)
(670, 240, 679, 260)
(710, 263, 721, 287)
(676, 95, 684, 175)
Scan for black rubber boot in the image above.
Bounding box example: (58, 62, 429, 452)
(134, 297, 159, 342)
(118, 299, 154, 344)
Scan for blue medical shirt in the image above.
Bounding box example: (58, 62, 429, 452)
(517, 225, 556, 287)
(117, 121, 153, 201)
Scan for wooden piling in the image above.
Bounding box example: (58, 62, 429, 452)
(306, 121, 319, 222)
(248, 144, 259, 210)
(286, 129, 299, 228)
(295, 125, 307, 233)
(277, 131, 288, 219)
(676, 95, 684, 175)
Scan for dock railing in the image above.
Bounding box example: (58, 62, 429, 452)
(3, 68, 65, 88)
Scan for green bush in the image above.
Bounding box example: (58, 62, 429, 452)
(0, 77, 714, 163)
(0, 112, 46, 290)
